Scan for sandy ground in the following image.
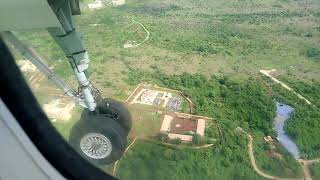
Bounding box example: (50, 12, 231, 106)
(17, 60, 37, 72)
(17, 60, 76, 122)
(43, 99, 75, 122)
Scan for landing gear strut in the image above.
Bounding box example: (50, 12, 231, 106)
(0, 1, 133, 166)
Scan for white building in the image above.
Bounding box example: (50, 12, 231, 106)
(88, 0, 104, 9)
(168, 133, 193, 142)
(160, 115, 173, 132)
(196, 119, 206, 136)
(112, 0, 125, 6)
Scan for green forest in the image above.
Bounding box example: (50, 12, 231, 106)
(117, 70, 303, 179)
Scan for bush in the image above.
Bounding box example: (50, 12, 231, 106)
(306, 47, 320, 59)
(155, 133, 169, 142)
(171, 138, 182, 145)
(192, 134, 204, 145)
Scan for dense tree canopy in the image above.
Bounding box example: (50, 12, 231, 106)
(126, 70, 276, 135)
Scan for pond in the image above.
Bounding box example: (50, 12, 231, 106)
(274, 102, 300, 159)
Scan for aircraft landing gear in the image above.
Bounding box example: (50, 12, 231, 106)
(69, 98, 132, 165)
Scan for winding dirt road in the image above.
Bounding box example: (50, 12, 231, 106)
(298, 159, 320, 180)
(247, 134, 320, 180)
(124, 17, 150, 49)
(260, 69, 311, 105)
(247, 135, 297, 180)
(112, 137, 138, 176)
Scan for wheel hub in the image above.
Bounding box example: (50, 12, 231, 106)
(80, 133, 112, 159)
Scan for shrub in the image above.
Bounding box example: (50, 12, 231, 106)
(192, 134, 204, 145)
(155, 133, 169, 142)
(306, 48, 320, 58)
(171, 138, 182, 145)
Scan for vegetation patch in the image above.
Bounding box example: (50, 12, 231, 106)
(310, 163, 320, 180)
(118, 139, 262, 180)
(253, 136, 303, 178)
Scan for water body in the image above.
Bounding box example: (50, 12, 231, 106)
(274, 102, 300, 159)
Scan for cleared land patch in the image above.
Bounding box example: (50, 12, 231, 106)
(17, 59, 76, 122)
(126, 83, 215, 143)
(128, 83, 186, 112)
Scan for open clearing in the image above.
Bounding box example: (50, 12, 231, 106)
(127, 83, 214, 142)
(17, 59, 76, 122)
(43, 99, 75, 122)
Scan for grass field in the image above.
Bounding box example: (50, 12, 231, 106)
(13, 0, 320, 102)
(310, 163, 320, 180)
(15, 0, 320, 83)
(9, 0, 320, 179)
(128, 104, 163, 138)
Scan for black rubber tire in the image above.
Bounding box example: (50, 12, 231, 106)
(97, 98, 132, 136)
(69, 113, 127, 165)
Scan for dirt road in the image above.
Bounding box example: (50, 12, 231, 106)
(260, 69, 311, 105)
(113, 137, 138, 176)
(298, 159, 320, 180)
(124, 17, 150, 48)
(247, 135, 301, 180)
(248, 135, 285, 179)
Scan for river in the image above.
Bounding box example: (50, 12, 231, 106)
(274, 102, 300, 159)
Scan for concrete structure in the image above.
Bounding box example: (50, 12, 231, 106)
(128, 84, 183, 111)
(168, 133, 193, 142)
(160, 115, 173, 132)
(88, 0, 104, 9)
(159, 113, 209, 142)
(196, 119, 206, 136)
(162, 92, 172, 107)
(112, 0, 125, 6)
(167, 97, 182, 112)
(264, 136, 273, 142)
(140, 89, 158, 105)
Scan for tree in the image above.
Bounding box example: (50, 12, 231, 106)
(192, 134, 204, 145)
(155, 133, 169, 142)
(171, 138, 182, 145)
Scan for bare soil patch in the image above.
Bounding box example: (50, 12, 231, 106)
(170, 116, 197, 134)
(43, 99, 75, 121)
